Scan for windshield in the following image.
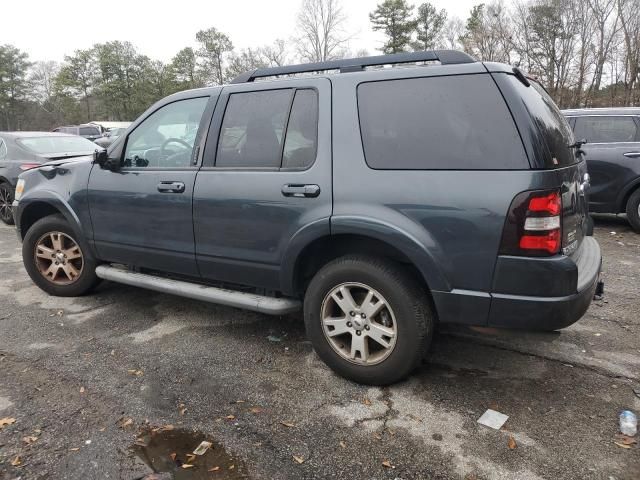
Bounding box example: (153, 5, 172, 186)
(18, 136, 98, 155)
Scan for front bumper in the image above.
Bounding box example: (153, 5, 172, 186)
(488, 237, 602, 330)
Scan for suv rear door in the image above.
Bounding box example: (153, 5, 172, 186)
(569, 114, 640, 213)
(193, 77, 331, 291)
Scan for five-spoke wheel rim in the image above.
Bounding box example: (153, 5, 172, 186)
(321, 282, 397, 366)
(0, 186, 12, 222)
(34, 231, 84, 285)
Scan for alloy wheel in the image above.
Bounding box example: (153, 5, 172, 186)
(0, 186, 12, 223)
(321, 282, 398, 365)
(34, 231, 84, 285)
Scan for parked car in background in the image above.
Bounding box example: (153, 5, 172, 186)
(94, 127, 127, 149)
(0, 132, 100, 224)
(563, 108, 640, 231)
(13, 50, 602, 385)
(52, 124, 102, 141)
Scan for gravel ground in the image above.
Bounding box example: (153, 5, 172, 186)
(0, 215, 639, 480)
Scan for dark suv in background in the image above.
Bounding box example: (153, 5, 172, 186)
(563, 108, 640, 231)
(12, 50, 602, 385)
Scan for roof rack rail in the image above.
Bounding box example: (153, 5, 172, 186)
(231, 49, 476, 84)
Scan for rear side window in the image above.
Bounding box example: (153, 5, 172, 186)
(283, 89, 318, 169)
(357, 74, 527, 170)
(80, 126, 100, 136)
(574, 116, 639, 143)
(217, 90, 292, 168)
(0, 139, 6, 159)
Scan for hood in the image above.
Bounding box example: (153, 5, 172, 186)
(41, 150, 98, 161)
(39, 154, 95, 168)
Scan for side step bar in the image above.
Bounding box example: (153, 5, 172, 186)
(95, 265, 301, 315)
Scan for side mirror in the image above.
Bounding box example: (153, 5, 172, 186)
(93, 149, 121, 171)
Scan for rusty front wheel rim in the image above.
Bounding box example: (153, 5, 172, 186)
(34, 231, 84, 285)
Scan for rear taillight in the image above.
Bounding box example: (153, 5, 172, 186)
(500, 190, 562, 256)
(19, 163, 40, 171)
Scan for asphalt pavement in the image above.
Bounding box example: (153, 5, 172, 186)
(0, 216, 638, 479)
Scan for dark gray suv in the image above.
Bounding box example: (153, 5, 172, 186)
(563, 108, 640, 231)
(12, 50, 602, 385)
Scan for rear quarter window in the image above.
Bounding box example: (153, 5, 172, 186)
(357, 74, 528, 170)
(573, 116, 639, 143)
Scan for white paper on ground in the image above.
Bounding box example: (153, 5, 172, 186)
(477, 409, 509, 430)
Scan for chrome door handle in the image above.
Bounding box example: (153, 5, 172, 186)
(281, 184, 320, 198)
(157, 181, 185, 193)
(623, 152, 640, 158)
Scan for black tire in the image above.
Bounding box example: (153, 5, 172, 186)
(22, 214, 100, 297)
(626, 188, 640, 233)
(0, 183, 15, 225)
(304, 255, 434, 385)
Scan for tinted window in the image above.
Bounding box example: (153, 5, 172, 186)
(0, 139, 6, 159)
(282, 89, 318, 169)
(357, 75, 526, 170)
(216, 90, 292, 168)
(574, 116, 639, 143)
(124, 97, 208, 168)
(502, 75, 576, 167)
(79, 126, 100, 136)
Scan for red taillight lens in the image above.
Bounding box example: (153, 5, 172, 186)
(528, 192, 561, 216)
(20, 163, 41, 171)
(499, 189, 563, 256)
(519, 230, 560, 254)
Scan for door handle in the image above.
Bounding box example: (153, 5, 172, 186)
(157, 181, 185, 193)
(281, 184, 320, 198)
(623, 152, 640, 158)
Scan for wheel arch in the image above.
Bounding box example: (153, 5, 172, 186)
(618, 178, 640, 213)
(282, 220, 450, 301)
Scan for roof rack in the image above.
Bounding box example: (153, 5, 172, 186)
(231, 49, 476, 84)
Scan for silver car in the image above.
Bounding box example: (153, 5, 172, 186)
(0, 132, 100, 224)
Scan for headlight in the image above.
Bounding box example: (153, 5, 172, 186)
(14, 179, 25, 201)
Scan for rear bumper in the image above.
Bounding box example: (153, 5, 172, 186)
(488, 237, 602, 330)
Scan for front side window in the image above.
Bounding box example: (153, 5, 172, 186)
(124, 97, 209, 168)
(574, 116, 639, 144)
(357, 75, 527, 170)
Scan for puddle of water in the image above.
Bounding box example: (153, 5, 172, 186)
(132, 427, 249, 479)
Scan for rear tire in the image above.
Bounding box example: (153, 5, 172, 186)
(626, 188, 640, 233)
(22, 214, 100, 297)
(0, 183, 15, 225)
(304, 255, 434, 385)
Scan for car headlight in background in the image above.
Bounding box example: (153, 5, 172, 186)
(14, 179, 25, 201)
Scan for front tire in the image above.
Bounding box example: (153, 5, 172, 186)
(304, 255, 434, 385)
(0, 183, 15, 225)
(22, 215, 99, 297)
(626, 188, 640, 233)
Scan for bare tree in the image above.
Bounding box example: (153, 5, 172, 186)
(617, 0, 639, 104)
(261, 39, 289, 67)
(442, 17, 465, 49)
(296, 0, 350, 62)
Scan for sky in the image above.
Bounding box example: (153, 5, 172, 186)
(2, 0, 478, 63)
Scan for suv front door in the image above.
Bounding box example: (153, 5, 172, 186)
(87, 95, 213, 276)
(572, 115, 640, 213)
(193, 78, 331, 292)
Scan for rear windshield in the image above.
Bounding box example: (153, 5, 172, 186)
(18, 136, 98, 155)
(504, 75, 576, 168)
(357, 74, 528, 170)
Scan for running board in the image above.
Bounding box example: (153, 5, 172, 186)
(95, 265, 301, 315)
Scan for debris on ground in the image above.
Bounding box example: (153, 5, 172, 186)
(508, 435, 517, 449)
(293, 455, 305, 464)
(382, 460, 395, 468)
(267, 334, 283, 342)
(477, 409, 509, 430)
(193, 440, 212, 455)
(280, 421, 295, 428)
(0, 417, 16, 429)
(619, 410, 637, 437)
